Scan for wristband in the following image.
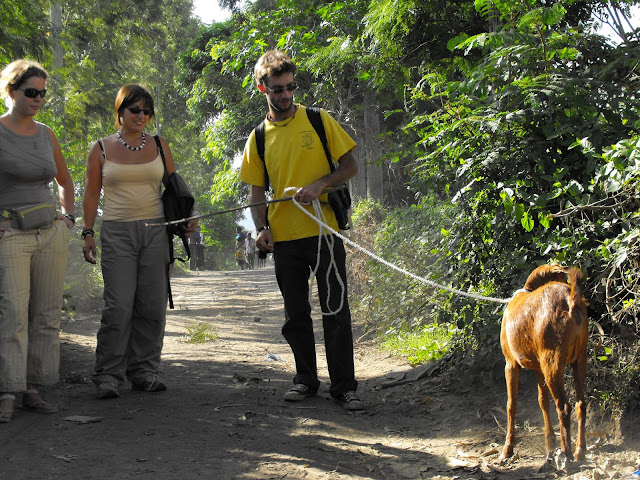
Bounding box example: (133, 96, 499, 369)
(257, 225, 269, 233)
(63, 213, 75, 225)
(81, 228, 95, 239)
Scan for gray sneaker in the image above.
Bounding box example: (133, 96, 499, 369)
(96, 382, 119, 400)
(283, 384, 316, 402)
(335, 391, 364, 411)
(131, 374, 167, 392)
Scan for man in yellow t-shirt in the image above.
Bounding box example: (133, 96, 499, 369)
(239, 49, 363, 411)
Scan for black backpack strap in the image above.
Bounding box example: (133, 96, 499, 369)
(253, 121, 271, 227)
(153, 134, 175, 309)
(254, 121, 269, 191)
(306, 107, 333, 171)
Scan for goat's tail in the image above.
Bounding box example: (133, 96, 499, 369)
(568, 267, 587, 323)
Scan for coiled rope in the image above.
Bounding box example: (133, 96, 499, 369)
(283, 187, 347, 315)
(289, 191, 511, 305)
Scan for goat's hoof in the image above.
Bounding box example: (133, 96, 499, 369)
(498, 451, 513, 464)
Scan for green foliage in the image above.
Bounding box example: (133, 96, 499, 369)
(381, 323, 458, 365)
(363, 0, 640, 411)
(182, 322, 219, 343)
(0, 0, 50, 64)
(349, 197, 506, 369)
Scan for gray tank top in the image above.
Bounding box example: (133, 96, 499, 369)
(0, 121, 57, 209)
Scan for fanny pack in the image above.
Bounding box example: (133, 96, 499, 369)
(2, 204, 57, 230)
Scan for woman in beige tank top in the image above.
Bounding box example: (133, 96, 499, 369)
(81, 84, 197, 400)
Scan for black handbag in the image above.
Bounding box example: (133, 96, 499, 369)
(327, 186, 351, 231)
(162, 172, 195, 242)
(154, 135, 195, 308)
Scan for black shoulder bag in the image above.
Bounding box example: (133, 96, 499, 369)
(153, 135, 194, 308)
(254, 107, 351, 230)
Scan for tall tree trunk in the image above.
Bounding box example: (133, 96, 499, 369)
(364, 91, 383, 201)
(50, 2, 64, 139)
(351, 130, 367, 201)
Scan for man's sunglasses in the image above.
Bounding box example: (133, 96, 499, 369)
(126, 106, 152, 115)
(264, 83, 299, 95)
(19, 88, 47, 99)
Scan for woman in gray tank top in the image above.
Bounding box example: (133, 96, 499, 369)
(0, 59, 75, 423)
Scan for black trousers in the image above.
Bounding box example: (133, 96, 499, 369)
(274, 236, 357, 397)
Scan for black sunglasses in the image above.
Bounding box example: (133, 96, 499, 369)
(19, 88, 47, 99)
(264, 83, 299, 95)
(126, 106, 152, 115)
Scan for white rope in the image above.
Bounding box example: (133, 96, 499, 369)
(289, 194, 512, 305)
(285, 188, 346, 315)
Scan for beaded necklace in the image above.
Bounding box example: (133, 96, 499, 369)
(117, 130, 146, 151)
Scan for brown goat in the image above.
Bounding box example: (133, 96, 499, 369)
(500, 264, 588, 462)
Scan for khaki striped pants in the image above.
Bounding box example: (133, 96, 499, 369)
(0, 220, 69, 392)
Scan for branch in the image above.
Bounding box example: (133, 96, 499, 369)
(549, 197, 630, 219)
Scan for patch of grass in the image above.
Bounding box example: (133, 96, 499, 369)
(381, 323, 457, 365)
(183, 322, 219, 344)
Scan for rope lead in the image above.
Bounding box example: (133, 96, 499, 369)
(290, 195, 511, 305)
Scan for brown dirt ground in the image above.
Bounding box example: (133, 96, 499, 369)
(1, 267, 640, 480)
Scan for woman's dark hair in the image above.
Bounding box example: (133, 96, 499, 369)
(114, 83, 155, 130)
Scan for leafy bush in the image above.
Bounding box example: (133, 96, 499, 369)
(381, 323, 458, 365)
(183, 322, 219, 344)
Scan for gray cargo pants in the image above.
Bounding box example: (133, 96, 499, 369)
(92, 219, 169, 386)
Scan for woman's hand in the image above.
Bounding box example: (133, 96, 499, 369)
(59, 214, 74, 229)
(82, 236, 97, 264)
(182, 213, 199, 239)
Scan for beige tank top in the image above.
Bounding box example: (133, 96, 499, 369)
(102, 154, 165, 222)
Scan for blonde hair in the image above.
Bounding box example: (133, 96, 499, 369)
(254, 50, 297, 86)
(0, 59, 48, 99)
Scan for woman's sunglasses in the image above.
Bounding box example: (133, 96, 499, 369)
(19, 88, 47, 98)
(126, 106, 152, 115)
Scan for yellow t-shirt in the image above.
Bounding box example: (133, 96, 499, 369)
(239, 105, 356, 242)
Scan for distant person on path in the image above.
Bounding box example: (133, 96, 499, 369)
(257, 248, 267, 268)
(82, 84, 197, 400)
(0, 59, 75, 422)
(245, 232, 256, 269)
(235, 227, 246, 269)
(239, 50, 363, 410)
(189, 226, 204, 271)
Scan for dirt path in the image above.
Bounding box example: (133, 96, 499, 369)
(1, 268, 639, 479)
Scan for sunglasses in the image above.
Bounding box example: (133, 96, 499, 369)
(19, 88, 47, 99)
(264, 83, 299, 95)
(126, 106, 152, 115)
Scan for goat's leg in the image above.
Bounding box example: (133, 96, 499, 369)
(535, 371, 557, 453)
(500, 361, 520, 460)
(545, 373, 573, 460)
(572, 356, 587, 461)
